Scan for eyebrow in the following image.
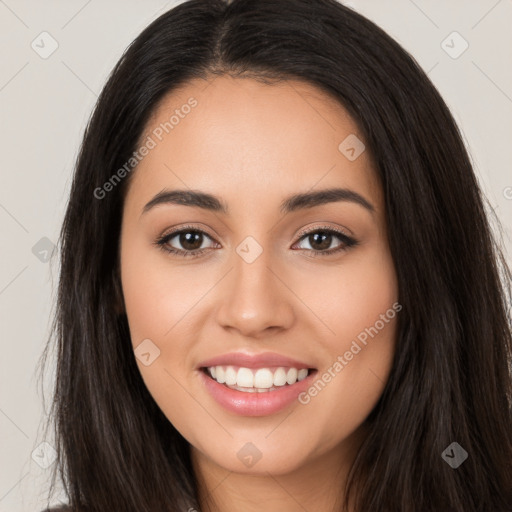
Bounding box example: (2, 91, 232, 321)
(141, 187, 375, 216)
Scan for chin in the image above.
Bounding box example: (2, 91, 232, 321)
(203, 440, 312, 476)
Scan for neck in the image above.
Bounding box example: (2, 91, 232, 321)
(191, 426, 366, 512)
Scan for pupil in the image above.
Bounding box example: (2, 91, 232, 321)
(310, 232, 331, 250)
(181, 232, 202, 250)
(177, 231, 333, 252)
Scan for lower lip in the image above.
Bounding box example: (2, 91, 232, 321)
(199, 369, 317, 416)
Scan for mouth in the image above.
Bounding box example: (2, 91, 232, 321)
(200, 365, 317, 393)
(196, 351, 318, 415)
(198, 363, 318, 416)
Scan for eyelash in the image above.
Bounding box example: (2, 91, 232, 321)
(153, 224, 359, 259)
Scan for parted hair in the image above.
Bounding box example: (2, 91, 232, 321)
(38, 0, 512, 510)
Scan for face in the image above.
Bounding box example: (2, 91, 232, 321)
(119, 75, 399, 479)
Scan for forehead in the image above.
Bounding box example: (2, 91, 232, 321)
(125, 75, 382, 215)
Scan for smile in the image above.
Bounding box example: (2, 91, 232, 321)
(203, 365, 311, 392)
(197, 353, 318, 416)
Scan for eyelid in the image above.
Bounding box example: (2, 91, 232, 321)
(155, 223, 357, 257)
(159, 223, 352, 244)
(294, 223, 353, 240)
(159, 223, 216, 240)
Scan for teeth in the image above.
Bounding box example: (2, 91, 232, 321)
(216, 366, 225, 384)
(273, 367, 287, 386)
(236, 367, 254, 387)
(254, 368, 273, 388)
(206, 365, 311, 389)
(286, 368, 298, 385)
(225, 366, 237, 385)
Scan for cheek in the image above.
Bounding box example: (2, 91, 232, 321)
(332, 256, 398, 340)
(120, 236, 207, 345)
(295, 242, 398, 346)
(120, 240, 205, 433)
(330, 248, 398, 379)
(294, 245, 398, 431)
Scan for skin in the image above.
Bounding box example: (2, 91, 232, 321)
(119, 75, 399, 512)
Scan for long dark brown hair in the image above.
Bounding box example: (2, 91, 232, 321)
(37, 0, 512, 510)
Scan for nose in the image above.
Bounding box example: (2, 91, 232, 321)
(215, 247, 295, 339)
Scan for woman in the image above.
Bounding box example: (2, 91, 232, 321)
(38, 0, 512, 510)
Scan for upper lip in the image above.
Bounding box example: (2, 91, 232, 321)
(197, 351, 316, 370)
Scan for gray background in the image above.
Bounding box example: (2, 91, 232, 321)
(1, 0, 511, 510)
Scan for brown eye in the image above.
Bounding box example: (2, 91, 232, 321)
(304, 231, 336, 251)
(174, 231, 205, 251)
(293, 227, 358, 257)
(155, 226, 218, 258)
(154, 225, 358, 259)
